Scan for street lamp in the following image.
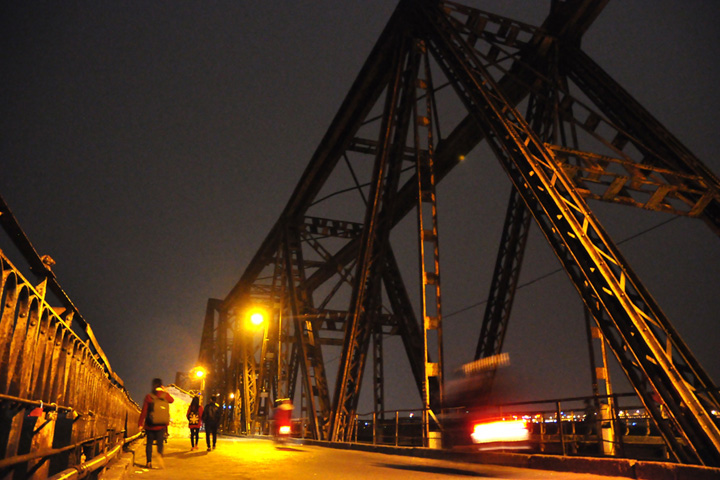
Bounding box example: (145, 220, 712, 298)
(246, 306, 268, 330)
(250, 312, 264, 326)
(191, 366, 206, 399)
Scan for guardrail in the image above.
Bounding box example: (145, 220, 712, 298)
(0, 196, 140, 479)
(290, 392, 719, 463)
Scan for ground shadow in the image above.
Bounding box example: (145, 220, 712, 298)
(274, 445, 307, 452)
(375, 463, 491, 477)
(165, 450, 208, 458)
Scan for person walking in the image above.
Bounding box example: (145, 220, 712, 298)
(202, 395, 222, 451)
(186, 395, 203, 450)
(138, 378, 174, 469)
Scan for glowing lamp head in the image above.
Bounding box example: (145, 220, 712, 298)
(195, 369, 205, 379)
(246, 307, 268, 328)
(250, 312, 264, 326)
(278, 425, 291, 435)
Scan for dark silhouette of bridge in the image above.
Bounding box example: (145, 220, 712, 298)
(1, 0, 719, 478)
(193, 0, 720, 467)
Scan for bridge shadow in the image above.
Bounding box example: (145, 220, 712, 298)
(375, 463, 490, 477)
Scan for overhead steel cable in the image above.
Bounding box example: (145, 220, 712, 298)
(445, 216, 680, 319)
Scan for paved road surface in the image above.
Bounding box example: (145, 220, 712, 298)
(123, 436, 629, 480)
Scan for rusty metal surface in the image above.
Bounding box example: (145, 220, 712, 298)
(0, 195, 140, 478)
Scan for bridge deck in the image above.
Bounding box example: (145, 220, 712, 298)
(114, 435, 710, 480)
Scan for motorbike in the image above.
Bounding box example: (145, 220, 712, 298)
(273, 399, 293, 445)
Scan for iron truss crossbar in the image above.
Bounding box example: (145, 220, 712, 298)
(547, 145, 719, 217)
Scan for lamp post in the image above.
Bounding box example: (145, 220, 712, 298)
(239, 306, 268, 434)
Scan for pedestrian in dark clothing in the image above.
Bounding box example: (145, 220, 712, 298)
(138, 378, 174, 469)
(202, 395, 222, 451)
(186, 395, 203, 450)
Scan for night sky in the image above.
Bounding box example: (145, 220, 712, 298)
(2, 1, 718, 411)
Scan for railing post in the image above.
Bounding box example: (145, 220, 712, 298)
(423, 408, 428, 448)
(611, 394, 624, 456)
(352, 415, 356, 443)
(372, 411, 377, 445)
(395, 411, 399, 446)
(556, 401, 566, 455)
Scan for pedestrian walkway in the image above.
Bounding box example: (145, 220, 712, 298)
(114, 435, 633, 480)
(123, 436, 292, 479)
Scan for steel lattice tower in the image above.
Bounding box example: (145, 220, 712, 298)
(197, 0, 720, 466)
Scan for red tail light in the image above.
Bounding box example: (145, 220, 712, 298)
(471, 419, 529, 444)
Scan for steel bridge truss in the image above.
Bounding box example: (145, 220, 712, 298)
(198, 0, 720, 465)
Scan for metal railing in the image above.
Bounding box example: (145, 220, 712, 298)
(475, 393, 666, 459)
(350, 409, 428, 447)
(0, 197, 141, 479)
(288, 392, 719, 463)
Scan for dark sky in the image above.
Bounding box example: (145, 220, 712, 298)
(2, 1, 718, 410)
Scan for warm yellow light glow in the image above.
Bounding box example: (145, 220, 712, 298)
(229, 393, 235, 399)
(195, 369, 205, 378)
(471, 419, 529, 444)
(278, 425, 291, 435)
(246, 307, 268, 329)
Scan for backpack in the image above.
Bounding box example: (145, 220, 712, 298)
(148, 393, 170, 426)
(203, 403, 219, 425)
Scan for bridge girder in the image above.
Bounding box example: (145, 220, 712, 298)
(201, 0, 720, 465)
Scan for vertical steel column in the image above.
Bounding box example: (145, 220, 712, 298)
(414, 41, 444, 439)
(239, 317, 257, 434)
(283, 224, 331, 439)
(252, 311, 273, 434)
(474, 188, 531, 362)
(372, 329, 384, 422)
(330, 33, 419, 441)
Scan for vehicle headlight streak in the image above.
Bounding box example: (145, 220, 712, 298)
(471, 419, 529, 444)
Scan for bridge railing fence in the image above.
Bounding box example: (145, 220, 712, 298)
(288, 391, 720, 463)
(0, 248, 141, 479)
(351, 409, 427, 447)
(442, 392, 693, 461)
